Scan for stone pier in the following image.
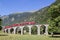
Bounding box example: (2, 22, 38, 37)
(4, 24, 49, 35)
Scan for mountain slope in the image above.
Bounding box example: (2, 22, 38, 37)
(1, 7, 50, 26)
(1, 0, 60, 26)
(2, 12, 32, 26)
(26, 7, 50, 24)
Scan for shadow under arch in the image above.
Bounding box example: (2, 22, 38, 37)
(31, 26, 37, 35)
(40, 25, 46, 34)
(23, 26, 29, 35)
(10, 28, 14, 34)
(6, 29, 8, 33)
(16, 27, 21, 34)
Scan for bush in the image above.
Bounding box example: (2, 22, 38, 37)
(31, 26, 37, 34)
(0, 26, 2, 30)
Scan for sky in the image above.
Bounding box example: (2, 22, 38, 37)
(0, 0, 55, 16)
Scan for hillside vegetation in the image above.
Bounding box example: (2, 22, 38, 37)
(1, 0, 60, 26)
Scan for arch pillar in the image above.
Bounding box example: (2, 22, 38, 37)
(20, 26, 24, 35)
(5, 29, 7, 33)
(8, 28, 11, 34)
(13, 27, 17, 34)
(28, 25, 32, 35)
(45, 25, 48, 35)
(16, 27, 21, 34)
(36, 25, 41, 35)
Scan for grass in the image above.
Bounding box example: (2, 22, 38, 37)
(0, 31, 60, 40)
(0, 34, 60, 40)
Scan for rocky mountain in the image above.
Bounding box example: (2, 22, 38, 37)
(26, 7, 50, 24)
(1, 7, 50, 26)
(1, 12, 33, 26)
(1, 0, 60, 26)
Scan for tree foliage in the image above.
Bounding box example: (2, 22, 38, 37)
(48, 4, 60, 33)
(0, 18, 2, 30)
(31, 26, 37, 34)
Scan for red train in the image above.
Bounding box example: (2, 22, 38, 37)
(5, 21, 35, 29)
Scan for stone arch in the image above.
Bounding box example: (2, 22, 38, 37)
(16, 27, 21, 34)
(10, 28, 14, 34)
(6, 29, 8, 33)
(4, 29, 5, 33)
(40, 25, 46, 34)
(23, 26, 29, 35)
(31, 26, 37, 35)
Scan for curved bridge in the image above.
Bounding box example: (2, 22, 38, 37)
(3, 22, 49, 35)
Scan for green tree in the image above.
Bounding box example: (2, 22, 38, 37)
(0, 18, 2, 30)
(48, 4, 60, 36)
(31, 26, 37, 34)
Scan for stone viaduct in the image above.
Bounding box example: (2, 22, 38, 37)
(3, 21, 49, 35)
